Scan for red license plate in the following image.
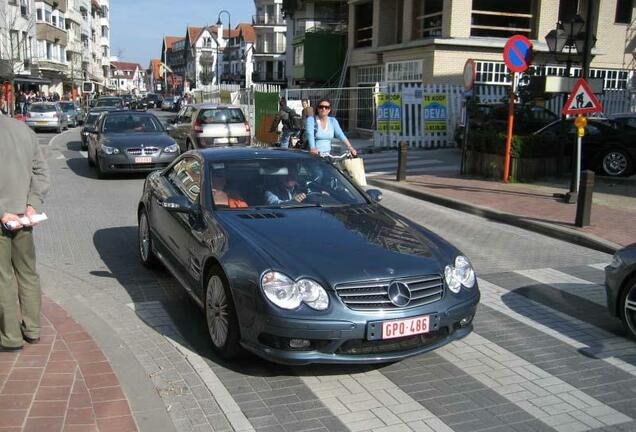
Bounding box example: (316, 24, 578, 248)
(134, 157, 152, 163)
(382, 315, 430, 340)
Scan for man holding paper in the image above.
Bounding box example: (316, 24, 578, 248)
(0, 116, 50, 351)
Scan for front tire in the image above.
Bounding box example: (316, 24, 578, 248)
(601, 149, 632, 177)
(138, 210, 160, 269)
(205, 272, 242, 359)
(95, 155, 106, 179)
(620, 279, 636, 340)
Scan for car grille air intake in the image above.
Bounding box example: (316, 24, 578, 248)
(335, 274, 443, 311)
(126, 147, 159, 156)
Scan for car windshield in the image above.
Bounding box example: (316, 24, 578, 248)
(102, 114, 163, 133)
(199, 108, 245, 124)
(85, 113, 101, 126)
(207, 158, 367, 210)
(30, 104, 56, 112)
(95, 98, 123, 108)
(59, 102, 76, 111)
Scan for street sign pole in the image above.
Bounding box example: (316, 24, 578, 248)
(503, 72, 516, 183)
(501, 35, 532, 183)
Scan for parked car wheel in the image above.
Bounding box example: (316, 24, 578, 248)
(601, 149, 632, 177)
(205, 272, 242, 359)
(95, 156, 106, 179)
(620, 276, 636, 340)
(138, 210, 160, 269)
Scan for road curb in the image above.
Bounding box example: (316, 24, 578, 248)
(369, 178, 621, 255)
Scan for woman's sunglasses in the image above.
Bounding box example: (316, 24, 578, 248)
(318, 105, 331, 110)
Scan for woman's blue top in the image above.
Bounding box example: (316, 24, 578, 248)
(306, 116, 347, 154)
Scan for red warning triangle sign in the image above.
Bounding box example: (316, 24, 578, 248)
(562, 79, 603, 115)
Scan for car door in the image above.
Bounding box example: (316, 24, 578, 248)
(149, 156, 203, 285)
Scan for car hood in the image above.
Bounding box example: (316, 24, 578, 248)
(104, 133, 176, 147)
(218, 205, 454, 287)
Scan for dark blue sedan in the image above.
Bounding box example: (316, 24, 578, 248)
(137, 148, 480, 364)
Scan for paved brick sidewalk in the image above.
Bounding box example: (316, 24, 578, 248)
(0, 296, 137, 432)
(370, 173, 636, 250)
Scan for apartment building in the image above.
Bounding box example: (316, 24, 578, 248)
(348, 0, 635, 91)
(0, 0, 37, 88)
(162, 35, 185, 94)
(220, 23, 255, 88)
(252, 0, 286, 84)
(282, 0, 348, 87)
(0, 0, 110, 98)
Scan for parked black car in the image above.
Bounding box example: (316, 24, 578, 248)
(137, 148, 480, 364)
(456, 103, 558, 146)
(605, 243, 636, 339)
(534, 119, 636, 177)
(94, 97, 124, 110)
(81, 110, 106, 150)
(87, 111, 179, 178)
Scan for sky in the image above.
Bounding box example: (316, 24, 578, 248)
(110, 0, 253, 67)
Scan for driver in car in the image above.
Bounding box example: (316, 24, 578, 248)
(264, 164, 307, 205)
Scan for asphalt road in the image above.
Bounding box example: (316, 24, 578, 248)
(33, 113, 636, 432)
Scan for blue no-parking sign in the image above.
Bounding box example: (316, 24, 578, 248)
(503, 35, 533, 73)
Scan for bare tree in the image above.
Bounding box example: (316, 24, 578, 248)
(0, 0, 35, 115)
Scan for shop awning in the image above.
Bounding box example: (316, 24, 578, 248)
(13, 76, 52, 85)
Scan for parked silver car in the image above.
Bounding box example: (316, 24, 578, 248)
(167, 104, 251, 152)
(606, 243, 636, 339)
(26, 102, 69, 133)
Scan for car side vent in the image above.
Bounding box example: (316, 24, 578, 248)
(348, 207, 376, 216)
(238, 212, 285, 220)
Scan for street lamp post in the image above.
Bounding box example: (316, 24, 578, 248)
(544, 8, 596, 203)
(216, 10, 231, 89)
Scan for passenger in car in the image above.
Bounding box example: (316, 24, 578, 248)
(211, 168, 248, 208)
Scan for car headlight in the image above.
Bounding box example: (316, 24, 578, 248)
(164, 143, 179, 153)
(609, 254, 623, 269)
(444, 255, 476, 294)
(101, 145, 119, 155)
(261, 271, 329, 310)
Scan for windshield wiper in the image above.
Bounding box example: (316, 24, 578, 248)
(280, 202, 322, 209)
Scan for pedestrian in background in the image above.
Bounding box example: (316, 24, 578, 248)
(0, 116, 50, 352)
(306, 98, 357, 157)
(270, 97, 297, 149)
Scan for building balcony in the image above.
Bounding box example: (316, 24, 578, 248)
(252, 15, 285, 26)
(294, 19, 347, 38)
(100, 36, 110, 47)
(36, 23, 68, 45)
(251, 71, 286, 83)
(254, 43, 286, 55)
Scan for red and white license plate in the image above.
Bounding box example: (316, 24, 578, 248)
(382, 315, 430, 340)
(134, 157, 152, 163)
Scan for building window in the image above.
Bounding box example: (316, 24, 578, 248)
(471, 0, 535, 38)
(386, 60, 423, 82)
(558, 0, 579, 23)
(354, 2, 373, 48)
(475, 61, 511, 84)
(615, 0, 633, 23)
(413, 0, 443, 39)
(20, 0, 29, 17)
(356, 65, 384, 84)
(293, 44, 303, 65)
(101, 26, 108, 38)
(10, 30, 20, 60)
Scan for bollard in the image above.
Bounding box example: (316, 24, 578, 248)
(575, 170, 594, 227)
(397, 141, 408, 181)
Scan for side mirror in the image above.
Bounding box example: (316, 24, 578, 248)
(366, 189, 383, 203)
(161, 195, 195, 213)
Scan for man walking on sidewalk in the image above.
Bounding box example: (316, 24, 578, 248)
(0, 116, 50, 351)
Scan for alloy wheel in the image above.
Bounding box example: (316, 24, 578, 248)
(602, 151, 628, 176)
(206, 276, 229, 348)
(139, 213, 150, 262)
(624, 284, 636, 338)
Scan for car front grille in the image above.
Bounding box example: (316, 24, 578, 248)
(337, 328, 448, 355)
(126, 147, 159, 156)
(335, 275, 444, 311)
